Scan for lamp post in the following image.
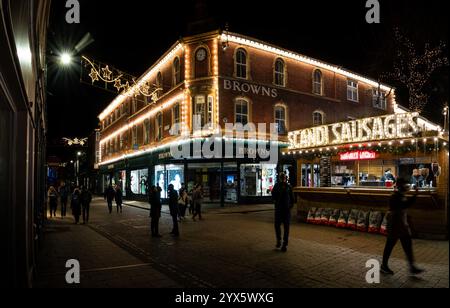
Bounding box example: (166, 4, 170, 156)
(76, 152, 82, 187)
(443, 105, 449, 134)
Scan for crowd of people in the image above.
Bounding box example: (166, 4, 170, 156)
(148, 183, 204, 238)
(46, 183, 92, 224)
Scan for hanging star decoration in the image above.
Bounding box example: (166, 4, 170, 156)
(114, 79, 123, 91)
(102, 65, 113, 80)
(89, 68, 99, 83)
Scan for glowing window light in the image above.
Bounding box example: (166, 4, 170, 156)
(100, 94, 184, 145)
(221, 33, 393, 92)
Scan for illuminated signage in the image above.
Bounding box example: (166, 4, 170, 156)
(288, 112, 419, 150)
(223, 79, 278, 98)
(340, 151, 377, 161)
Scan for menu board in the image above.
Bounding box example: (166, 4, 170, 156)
(320, 157, 332, 187)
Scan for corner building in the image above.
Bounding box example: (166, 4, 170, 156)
(97, 30, 395, 205)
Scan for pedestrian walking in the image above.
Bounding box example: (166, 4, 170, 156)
(48, 186, 58, 218)
(115, 185, 123, 213)
(149, 185, 162, 237)
(71, 187, 82, 224)
(192, 184, 203, 221)
(168, 184, 180, 237)
(104, 185, 115, 214)
(381, 178, 424, 275)
(80, 186, 92, 224)
(178, 184, 188, 221)
(271, 172, 294, 252)
(59, 182, 69, 218)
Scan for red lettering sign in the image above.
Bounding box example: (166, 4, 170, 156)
(340, 151, 376, 161)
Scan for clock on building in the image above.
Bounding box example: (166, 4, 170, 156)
(196, 48, 207, 62)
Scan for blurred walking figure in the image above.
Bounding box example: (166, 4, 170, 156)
(59, 182, 69, 218)
(115, 185, 123, 213)
(178, 184, 188, 222)
(272, 172, 294, 252)
(104, 185, 115, 214)
(71, 187, 82, 224)
(381, 178, 424, 275)
(168, 184, 180, 237)
(47, 186, 58, 218)
(192, 184, 203, 221)
(81, 186, 92, 224)
(149, 185, 162, 237)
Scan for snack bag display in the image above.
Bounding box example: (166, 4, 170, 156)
(320, 208, 332, 225)
(368, 211, 383, 233)
(314, 208, 324, 224)
(307, 207, 317, 224)
(347, 209, 360, 230)
(336, 210, 350, 228)
(380, 212, 391, 236)
(356, 210, 370, 232)
(328, 209, 341, 226)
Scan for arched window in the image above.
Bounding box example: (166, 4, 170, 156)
(313, 69, 323, 95)
(274, 59, 285, 86)
(313, 111, 325, 126)
(143, 119, 150, 144)
(173, 58, 181, 86)
(274, 105, 287, 133)
(235, 99, 249, 125)
(235, 48, 248, 79)
(156, 112, 163, 141)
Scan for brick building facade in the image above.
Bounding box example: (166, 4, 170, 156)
(97, 30, 396, 204)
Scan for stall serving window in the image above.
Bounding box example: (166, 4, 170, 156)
(240, 164, 277, 197)
(131, 169, 148, 195)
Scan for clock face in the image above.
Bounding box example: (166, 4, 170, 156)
(196, 48, 207, 61)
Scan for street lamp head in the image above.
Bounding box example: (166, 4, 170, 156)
(70, 160, 74, 164)
(60, 53, 72, 66)
(77, 152, 82, 156)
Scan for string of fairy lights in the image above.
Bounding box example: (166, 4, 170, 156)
(283, 136, 449, 159)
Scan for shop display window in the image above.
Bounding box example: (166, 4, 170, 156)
(155, 165, 184, 198)
(240, 164, 276, 197)
(131, 169, 148, 195)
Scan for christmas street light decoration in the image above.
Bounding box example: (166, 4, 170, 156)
(81, 56, 162, 102)
(63, 137, 88, 146)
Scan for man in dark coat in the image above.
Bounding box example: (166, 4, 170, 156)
(271, 172, 294, 252)
(381, 178, 424, 275)
(149, 186, 162, 237)
(59, 183, 69, 218)
(168, 184, 179, 237)
(104, 185, 115, 214)
(80, 186, 92, 224)
(115, 185, 123, 213)
(71, 187, 82, 224)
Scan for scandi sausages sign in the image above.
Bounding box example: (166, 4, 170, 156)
(289, 112, 420, 150)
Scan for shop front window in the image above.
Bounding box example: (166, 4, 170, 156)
(240, 164, 277, 197)
(155, 165, 184, 199)
(131, 169, 148, 195)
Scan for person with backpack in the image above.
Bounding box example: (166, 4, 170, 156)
(71, 187, 82, 224)
(80, 186, 92, 224)
(271, 172, 294, 252)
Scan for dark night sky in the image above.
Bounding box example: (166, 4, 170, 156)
(46, 0, 448, 156)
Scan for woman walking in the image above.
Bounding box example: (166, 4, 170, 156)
(48, 186, 58, 218)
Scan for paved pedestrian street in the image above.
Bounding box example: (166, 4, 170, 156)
(35, 198, 449, 288)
